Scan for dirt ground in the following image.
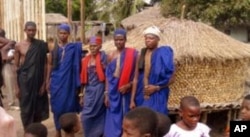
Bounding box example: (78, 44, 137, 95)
(3, 99, 84, 137)
(3, 96, 225, 137)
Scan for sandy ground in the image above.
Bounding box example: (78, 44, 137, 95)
(3, 98, 84, 137)
(2, 94, 224, 137)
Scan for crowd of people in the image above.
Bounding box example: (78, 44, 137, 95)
(0, 21, 250, 137)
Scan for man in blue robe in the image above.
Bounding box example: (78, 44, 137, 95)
(46, 24, 82, 137)
(133, 26, 175, 114)
(80, 36, 106, 137)
(104, 29, 138, 137)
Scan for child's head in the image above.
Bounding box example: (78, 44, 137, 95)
(179, 96, 201, 130)
(156, 112, 172, 137)
(24, 123, 48, 137)
(240, 94, 250, 121)
(122, 107, 158, 137)
(59, 113, 80, 134)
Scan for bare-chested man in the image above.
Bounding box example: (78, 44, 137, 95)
(0, 28, 17, 109)
(14, 21, 49, 129)
(0, 29, 16, 107)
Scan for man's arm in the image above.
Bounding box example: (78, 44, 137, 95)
(0, 37, 15, 49)
(130, 53, 140, 109)
(14, 43, 20, 99)
(46, 52, 52, 92)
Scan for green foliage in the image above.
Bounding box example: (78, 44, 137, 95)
(45, 0, 95, 21)
(161, 0, 250, 27)
(96, 0, 144, 26)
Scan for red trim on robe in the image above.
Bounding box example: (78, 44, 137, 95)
(118, 48, 136, 88)
(81, 52, 105, 84)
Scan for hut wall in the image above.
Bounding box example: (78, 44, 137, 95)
(168, 60, 248, 110)
(0, 0, 46, 41)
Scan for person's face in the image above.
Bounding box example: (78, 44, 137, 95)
(89, 44, 101, 56)
(114, 35, 126, 50)
(144, 34, 159, 50)
(122, 118, 151, 137)
(240, 99, 250, 121)
(25, 26, 37, 39)
(24, 133, 36, 137)
(58, 29, 69, 42)
(180, 106, 201, 130)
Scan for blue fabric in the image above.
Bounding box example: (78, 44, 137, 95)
(58, 23, 70, 33)
(114, 29, 126, 37)
(81, 52, 107, 137)
(50, 42, 82, 130)
(136, 46, 174, 114)
(104, 49, 137, 137)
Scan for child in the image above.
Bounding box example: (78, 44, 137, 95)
(156, 112, 172, 137)
(239, 94, 250, 121)
(24, 123, 47, 137)
(0, 107, 16, 137)
(164, 96, 210, 137)
(122, 107, 158, 137)
(59, 113, 80, 137)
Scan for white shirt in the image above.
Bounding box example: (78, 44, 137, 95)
(164, 123, 210, 137)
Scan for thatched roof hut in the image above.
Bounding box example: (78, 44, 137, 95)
(46, 13, 68, 24)
(102, 18, 250, 111)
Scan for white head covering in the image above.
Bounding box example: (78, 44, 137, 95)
(143, 26, 161, 38)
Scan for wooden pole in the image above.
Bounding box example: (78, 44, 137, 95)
(80, 0, 86, 43)
(0, 0, 2, 27)
(20, 0, 24, 40)
(67, 0, 74, 41)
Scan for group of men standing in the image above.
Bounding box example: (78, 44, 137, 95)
(0, 21, 175, 137)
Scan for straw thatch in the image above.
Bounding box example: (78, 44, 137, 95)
(45, 13, 68, 24)
(102, 18, 250, 110)
(121, 4, 163, 29)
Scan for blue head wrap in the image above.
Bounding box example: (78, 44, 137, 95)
(58, 23, 70, 33)
(114, 28, 126, 38)
(89, 36, 102, 45)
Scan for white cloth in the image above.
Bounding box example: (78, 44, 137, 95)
(7, 49, 15, 57)
(164, 123, 211, 137)
(143, 26, 161, 38)
(0, 107, 17, 137)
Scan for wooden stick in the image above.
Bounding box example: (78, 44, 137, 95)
(180, 5, 186, 20)
(80, 0, 86, 44)
(20, 0, 24, 40)
(201, 111, 208, 124)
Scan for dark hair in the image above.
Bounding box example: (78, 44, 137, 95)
(180, 96, 200, 109)
(59, 113, 78, 134)
(156, 113, 172, 137)
(244, 94, 250, 100)
(25, 123, 48, 137)
(25, 21, 37, 29)
(0, 28, 6, 37)
(124, 107, 158, 136)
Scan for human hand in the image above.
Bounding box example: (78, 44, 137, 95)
(144, 85, 160, 97)
(119, 83, 131, 94)
(129, 101, 136, 109)
(79, 97, 84, 107)
(46, 80, 50, 94)
(104, 94, 109, 108)
(39, 83, 46, 96)
(15, 88, 20, 99)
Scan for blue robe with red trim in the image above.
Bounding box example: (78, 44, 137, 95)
(104, 48, 137, 137)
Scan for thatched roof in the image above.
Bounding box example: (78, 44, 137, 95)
(121, 4, 163, 29)
(103, 18, 250, 63)
(46, 13, 68, 24)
